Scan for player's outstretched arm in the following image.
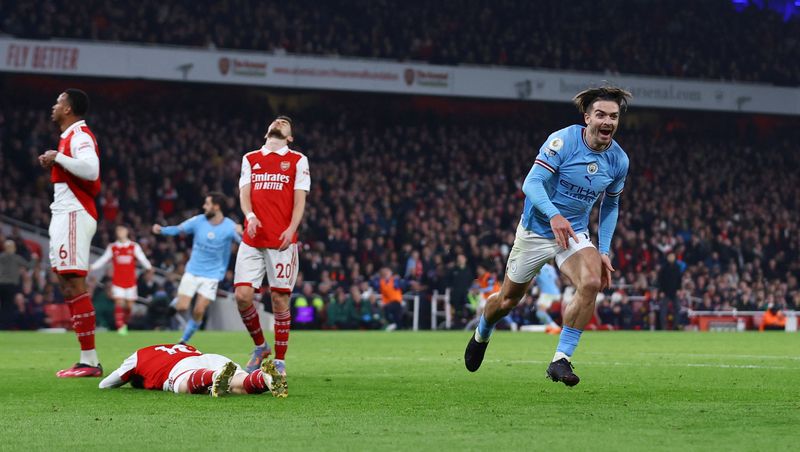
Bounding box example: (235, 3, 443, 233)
(90, 245, 113, 272)
(134, 243, 153, 270)
(157, 217, 199, 237)
(98, 370, 128, 389)
(99, 352, 137, 389)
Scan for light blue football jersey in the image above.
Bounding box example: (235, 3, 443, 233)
(161, 215, 241, 281)
(521, 125, 628, 249)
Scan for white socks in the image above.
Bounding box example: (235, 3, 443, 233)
(552, 351, 570, 363)
(81, 349, 99, 367)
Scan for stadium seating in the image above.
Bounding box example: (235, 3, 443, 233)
(1, 85, 798, 330)
(1, 0, 798, 85)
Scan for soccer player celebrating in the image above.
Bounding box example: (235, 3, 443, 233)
(464, 86, 631, 386)
(234, 116, 310, 380)
(152, 193, 241, 344)
(98, 343, 287, 397)
(38, 89, 103, 378)
(90, 225, 153, 335)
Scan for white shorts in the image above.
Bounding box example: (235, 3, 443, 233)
(49, 210, 97, 276)
(505, 222, 596, 284)
(536, 293, 561, 310)
(234, 242, 298, 293)
(164, 354, 246, 393)
(177, 272, 219, 300)
(111, 285, 138, 300)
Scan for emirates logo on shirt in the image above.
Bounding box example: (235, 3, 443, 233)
(252, 172, 291, 191)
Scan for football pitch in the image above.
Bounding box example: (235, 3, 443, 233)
(1, 331, 798, 451)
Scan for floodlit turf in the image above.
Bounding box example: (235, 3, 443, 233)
(1, 330, 798, 451)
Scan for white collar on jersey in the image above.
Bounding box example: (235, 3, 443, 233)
(60, 120, 87, 139)
(260, 144, 289, 156)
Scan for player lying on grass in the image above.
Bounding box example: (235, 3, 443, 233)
(98, 343, 287, 397)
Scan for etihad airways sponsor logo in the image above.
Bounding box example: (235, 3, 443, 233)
(559, 180, 601, 202)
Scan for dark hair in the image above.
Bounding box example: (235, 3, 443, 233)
(573, 85, 632, 114)
(276, 115, 293, 126)
(207, 191, 227, 210)
(130, 374, 144, 389)
(64, 88, 90, 116)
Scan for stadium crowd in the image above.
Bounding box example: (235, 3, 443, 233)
(1, 92, 798, 332)
(1, 0, 798, 85)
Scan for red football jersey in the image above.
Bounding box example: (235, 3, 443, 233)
(111, 242, 137, 288)
(51, 121, 101, 219)
(91, 240, 151, 288)
(117, 344, 203, 390)
(239, 146, 310, 249)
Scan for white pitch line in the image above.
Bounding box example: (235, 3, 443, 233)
(584, 351, 800, 361)
(361, 356, 796, 370)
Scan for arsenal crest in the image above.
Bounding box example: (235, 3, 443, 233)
(404, 68, 415, 86)
(218, 58, 230, 75)
(280, 161, 290, 171)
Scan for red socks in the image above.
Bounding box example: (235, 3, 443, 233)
(67, 293, 96, 351)
(239, 304, 265, 346)
(114, 305, 126, 329)
(243, 370, 269, 394)
(274, 310, 291, 360)
(187, 369, 215, 394)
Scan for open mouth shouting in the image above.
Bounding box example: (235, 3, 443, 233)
(598, 127, 613, 140)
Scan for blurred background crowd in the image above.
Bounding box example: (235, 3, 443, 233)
(1, 0, 798, 85)
(1, 80, 797, 332)
(1, 0, 798, 332)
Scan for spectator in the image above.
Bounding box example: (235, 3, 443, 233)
(2, 86, 799, 328)
(1, 0, 798, 85)
(24, 292, 48, 330)
(0, 239, 31, 329)
(657, 252, 683, 330)
(760, 303, 787, 331)
(326, 287, 358, 329)
(373, 267, 408, 330)
(447, 254, 474, 325)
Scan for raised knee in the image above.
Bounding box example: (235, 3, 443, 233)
(579, 276, 602, 295)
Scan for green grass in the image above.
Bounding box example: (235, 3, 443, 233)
(1, 330, 798, 451)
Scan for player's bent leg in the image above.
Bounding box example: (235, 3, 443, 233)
(235, 285, 272, 372)
(262, 359, 288, 397)
(174, 294, 192, 312)
(228, 359, 287, 397)
(464, 276, 529, 372)
(179, 295, 210, 344)
(546, 248, 603, 387)
(210, 361, 237, 397)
